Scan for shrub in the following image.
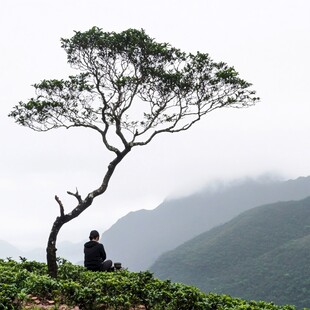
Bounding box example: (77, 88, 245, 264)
(0, 258, 305, 310)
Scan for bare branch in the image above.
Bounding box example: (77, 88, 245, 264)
(54, 195, 65, 217)
(67, 188, 82, 204)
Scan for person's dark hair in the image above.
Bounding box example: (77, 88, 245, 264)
(89, 230, 100, 240)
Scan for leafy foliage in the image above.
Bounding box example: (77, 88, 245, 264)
(0, 258, 300, 310)
(9, 27, 258, 147)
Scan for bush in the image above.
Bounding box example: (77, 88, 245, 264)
(0, 258, 305, 310)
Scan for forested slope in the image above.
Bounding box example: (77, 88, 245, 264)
(150, 196, 310, 309)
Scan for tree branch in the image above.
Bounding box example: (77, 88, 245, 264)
(54, 195, 65, 217)
(67, 188, 82, 204)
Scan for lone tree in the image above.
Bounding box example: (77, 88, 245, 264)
(9, 27, 259, 277)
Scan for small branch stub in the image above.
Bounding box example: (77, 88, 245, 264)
(55, 195, 65, 217)
(67, 187, 82, 203)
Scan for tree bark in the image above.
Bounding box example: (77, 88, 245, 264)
(46, 216, 65, 278)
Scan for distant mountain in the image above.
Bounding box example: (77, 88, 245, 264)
(0, 240, 22, 260)
(150, 197, 310, 309)
(102, 176, 310, 271)
(57, 240, 85, 264)
(0, 240, 84, 264)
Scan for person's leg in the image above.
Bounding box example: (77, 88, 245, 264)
(101, 259, 113, 271)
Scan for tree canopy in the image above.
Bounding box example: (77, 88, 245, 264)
(10, 27, 258, 153)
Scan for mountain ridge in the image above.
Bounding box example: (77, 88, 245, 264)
(2, 176, 310, 273)
(102, 176, 310, 270)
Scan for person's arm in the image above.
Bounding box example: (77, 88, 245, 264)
(99, 243, 107, 261)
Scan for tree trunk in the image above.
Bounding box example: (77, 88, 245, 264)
(46, 149, 131, 278)
(46, 216, 65, 278)
(46, 241, 57, 278)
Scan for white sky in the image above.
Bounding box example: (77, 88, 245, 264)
(1, 0, 310, 249)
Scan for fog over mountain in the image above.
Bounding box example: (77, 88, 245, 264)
(0, 240, 21, 259)
(2, 176, 310, 271)
(101, 176, 310, 271)
(0, 240, 84, 264)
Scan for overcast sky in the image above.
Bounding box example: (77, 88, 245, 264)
(1, 0, 310, 250)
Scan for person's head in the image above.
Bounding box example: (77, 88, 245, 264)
(89, 230, 100, 241)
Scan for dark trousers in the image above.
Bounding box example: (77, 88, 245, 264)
(86, 259, 113, 272)
(100, 259, 113, 271)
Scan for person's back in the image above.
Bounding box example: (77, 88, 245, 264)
(84, 230, 112, 271)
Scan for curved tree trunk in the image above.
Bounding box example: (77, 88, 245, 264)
(46, 149, 130, 278)
(47, 217, 65, 278)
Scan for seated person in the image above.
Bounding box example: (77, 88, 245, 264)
(84, 230, 113, 271)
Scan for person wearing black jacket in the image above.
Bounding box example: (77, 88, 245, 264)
(84, 230, 113, 271)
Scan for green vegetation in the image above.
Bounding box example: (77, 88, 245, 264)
(150, 197, 310, 309)
(0, 258, 299, 310)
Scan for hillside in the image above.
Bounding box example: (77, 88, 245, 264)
(150, 196, 310, 309)
(102, 176, 310, 271)
(0, 259, 298, 310)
